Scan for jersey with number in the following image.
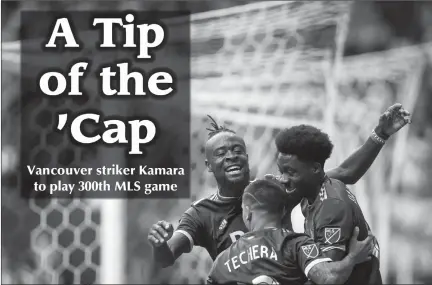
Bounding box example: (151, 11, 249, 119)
(175, 192, 293, 260)
(301, 177, 382, 285)
(207, 228, 331, 285)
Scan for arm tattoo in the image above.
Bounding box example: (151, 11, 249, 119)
(308, 257, 355, 284)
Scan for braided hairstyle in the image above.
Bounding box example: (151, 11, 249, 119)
(206, 115, 236, 139)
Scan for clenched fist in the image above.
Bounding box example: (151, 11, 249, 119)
(148, 220, 174, 247)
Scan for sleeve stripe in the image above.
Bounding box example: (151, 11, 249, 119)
(321, 245, 346, 252)
(304, 258, 333, 277)
(175, 230, 194, 249)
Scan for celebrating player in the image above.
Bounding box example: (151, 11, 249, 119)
(274, 124, 385, 284)
(207, 179, 374, 285)
(148, 104, 410, 268)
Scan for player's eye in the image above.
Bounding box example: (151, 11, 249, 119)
(280, 168, 295, 176)
(233, 147, 244, 154)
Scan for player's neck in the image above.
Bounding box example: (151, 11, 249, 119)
(251, 217, 281, 231)
(306, 178, 326, 204)
(306, 184, 323, 205)
(218, 180, 249, 198)
(217, 190, 241, 199)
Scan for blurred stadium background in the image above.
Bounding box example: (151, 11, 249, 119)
(2, 1, 432, 284)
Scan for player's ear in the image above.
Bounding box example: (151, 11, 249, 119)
(312, 162, 321, 173)
(245, 206, 252, 222)
(205, 160, 213, 173)
(247, 212, 252, 222)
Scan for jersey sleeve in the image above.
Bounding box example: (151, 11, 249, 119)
(287, 235, 332, 278)
(313, 198, 354, 261)
(175, 204, 207, 249)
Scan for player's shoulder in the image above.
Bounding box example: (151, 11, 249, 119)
(323, 178, 352, 201)
(315, 195, 353, 222)
(316, 179, 353, 214)
(181, 194, 214, 213)
(208, 248, 232, 284)
(264, 228, 308, 244)
(179, 194, 219, 225)
(276, 230, 312, 255)
(191, 193, 219, 207)
(279, 229, 310, 241)
(185, 193, 226, 215)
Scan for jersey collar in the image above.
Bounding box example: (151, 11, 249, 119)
(216, 191, 242, 202)
(301, 178, 329, 215)
(216, 181, 255, 202)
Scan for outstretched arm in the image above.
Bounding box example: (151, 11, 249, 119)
(325, 137, 383, 185)
(326, 103, 411, 184)
(149, 205, 206, 268)
(151, 230, 192, 268)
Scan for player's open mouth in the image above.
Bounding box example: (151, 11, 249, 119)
(225, 165, 243, 175)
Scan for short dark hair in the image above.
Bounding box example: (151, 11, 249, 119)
(206, 115, 236, 139)
(243, 179, 288, 214)
(275, 124, 333, 167)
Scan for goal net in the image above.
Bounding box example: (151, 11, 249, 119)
(2, 1, 429, 284)
(168, 2, 352, 283)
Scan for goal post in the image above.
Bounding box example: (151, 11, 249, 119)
(99, 199, 126, 284)
(98, 98, 128, 285)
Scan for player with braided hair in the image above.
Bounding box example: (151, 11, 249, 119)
(148, 104, 410, 269)
(206, 115, 236, 139)
(207, 179, 373, 285)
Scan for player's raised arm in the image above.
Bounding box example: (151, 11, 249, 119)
(303, 227, 373, 284)
(326, 103, 411, 184)
(148, 206, 205, 268)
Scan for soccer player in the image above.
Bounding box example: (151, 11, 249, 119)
(274, 124, 385, 284)
(207, 179, 374, 285)
(148, 104, 410, 268)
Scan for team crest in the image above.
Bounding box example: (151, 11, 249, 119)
(301, 244, 319, 259)
(325, 228, 341, 244)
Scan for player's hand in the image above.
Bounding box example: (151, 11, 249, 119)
(347, 227, 373, 264)
(148, 220, 174, 247)
(375, 103, 411, 138)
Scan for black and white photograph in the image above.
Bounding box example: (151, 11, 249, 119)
(1, 1, 432, 284)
